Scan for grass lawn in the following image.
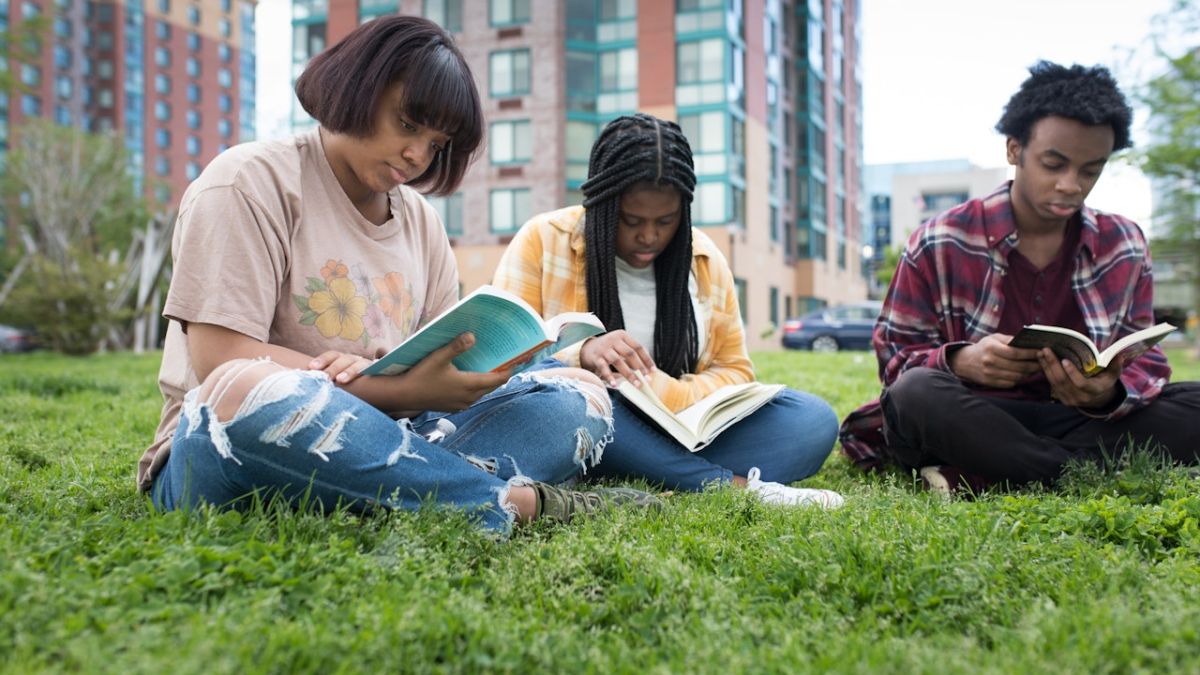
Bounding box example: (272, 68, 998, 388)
(2, 348, 1200, 673)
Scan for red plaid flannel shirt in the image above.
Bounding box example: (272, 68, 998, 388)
(840, 182, 1171, 471)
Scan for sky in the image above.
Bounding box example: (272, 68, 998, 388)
(254, 0, 1179, 229)
(860, 0, 1176, 230)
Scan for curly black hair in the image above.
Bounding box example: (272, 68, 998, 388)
(995, 60, 1133, 151)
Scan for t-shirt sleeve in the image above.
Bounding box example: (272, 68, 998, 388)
(164, 185, 289, 342)
(412, 194, 460, 324)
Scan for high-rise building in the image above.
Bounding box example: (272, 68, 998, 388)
(290, 0, 865, 349)
(1, 0, 257, 208)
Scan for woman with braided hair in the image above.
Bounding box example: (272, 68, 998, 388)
(494, 113, 843, 506)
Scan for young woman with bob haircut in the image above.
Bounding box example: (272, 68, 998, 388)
(138, 16, 658, 534)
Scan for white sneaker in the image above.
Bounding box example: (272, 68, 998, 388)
(745, 467, 844, 509)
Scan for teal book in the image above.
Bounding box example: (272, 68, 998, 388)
(362, 285, 605, 376)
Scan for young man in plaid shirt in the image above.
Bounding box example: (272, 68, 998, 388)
(840, 61, 1200, 493)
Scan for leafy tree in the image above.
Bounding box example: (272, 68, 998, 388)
(874, 245, 902, 290)
(1138, 0, 1200, 348)
(0, 121, 153, 354)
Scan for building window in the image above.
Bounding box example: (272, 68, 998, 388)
(217, 68, 232, 88)
(186, 161, 201, 180)
(769, 286, 779, 326)
(694, 181, 728, 225)
(218, 43, 231, 62)
(187, 4, 200, 24)
(218, 93, 231, 113)
(155, 47, 170, 67)
(677, 39, 723, 84)
(155, 101, 171, 121)
(219, 18, 231, 38)
(53, 45, 71, 69)
(98, 60, 114, 79)
(56, 75, 71, 99)
(155, 155, 171, 176)
(596, 47, 637, 113)
(20, 64, 40, 87)
(155, 73, 170, 94)
(97, 31, 114, 50)
(565, 120, 596, 182)
(156, 20, 171, 40)
(426, 192, 464, 235)
(489, 0, 529, 26)
(676, 38, 726, 106)
(186, 109, 201, 129)
(187, 57, 201, 78)
(186, 136, 200, 156)
(221, 0, 231, 12)
(424, 0, 462, 32)
(98, 88, 114, 108)
(293, 22, 326, 63)
(489, 119, 531, 165)
(489, 49, 530, 97)
(21, 95, 41, 116)
(218, 118, 231, 137)
(53, 17, 70, 38)
(157, 0, 170, 13)
(679, 110, 727, 176)
(156, 128, 171, 148)
(187, 32, 201, 51)
(490, 188, 531, 233)
(21, 0, 39, 19)
(187, 84, 201, 104)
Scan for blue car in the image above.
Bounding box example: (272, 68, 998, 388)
(781, 302, 882, 352)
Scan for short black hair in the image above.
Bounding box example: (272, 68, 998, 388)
(581, 113, 699, 378)
(294, 15, 482, 195)
(996, 60, 1133, 151)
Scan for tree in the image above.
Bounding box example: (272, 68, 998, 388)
(0, 121, 160, 354)
(874, 245, 902, 290)
(1138, 0, 1200, 353)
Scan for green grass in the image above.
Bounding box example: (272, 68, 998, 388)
(2, 349, 1200, 673)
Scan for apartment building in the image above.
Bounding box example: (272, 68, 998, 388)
(291, 0, 865, 349)
(0, 0, 257, 209)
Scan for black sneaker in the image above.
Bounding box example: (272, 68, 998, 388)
(532, 482, 662, 524)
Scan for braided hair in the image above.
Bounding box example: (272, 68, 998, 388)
(580, 113, 699, 377)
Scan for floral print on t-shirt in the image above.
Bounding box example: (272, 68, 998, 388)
(293, 259, 419, 346)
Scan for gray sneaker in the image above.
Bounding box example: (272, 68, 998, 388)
(532, 482, 662, 524)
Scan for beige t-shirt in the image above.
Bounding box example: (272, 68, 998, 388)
(137, 128, 459, 491)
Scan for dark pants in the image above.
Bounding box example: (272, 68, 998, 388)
(881, 368, 1200, 484)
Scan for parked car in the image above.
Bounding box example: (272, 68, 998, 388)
(0, 324, 37, 353)
(781, 301, 883, 352)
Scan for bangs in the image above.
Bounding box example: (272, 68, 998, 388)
(398, 45, 483, 154)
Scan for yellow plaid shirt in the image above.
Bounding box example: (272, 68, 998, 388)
(492, 205, 754, 412)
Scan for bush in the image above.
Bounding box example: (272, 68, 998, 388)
(0, 249, 132, 355)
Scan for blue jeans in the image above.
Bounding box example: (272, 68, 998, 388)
(588, 388, 839, 491)
(152, 360, 612, 534)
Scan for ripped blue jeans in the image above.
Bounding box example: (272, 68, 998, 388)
(151, 359, 613, 534)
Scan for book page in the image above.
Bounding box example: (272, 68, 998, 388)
(676, 383, 783, 441)
(615, 380, 699, 449)
(1097, 323, 1176, 368)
